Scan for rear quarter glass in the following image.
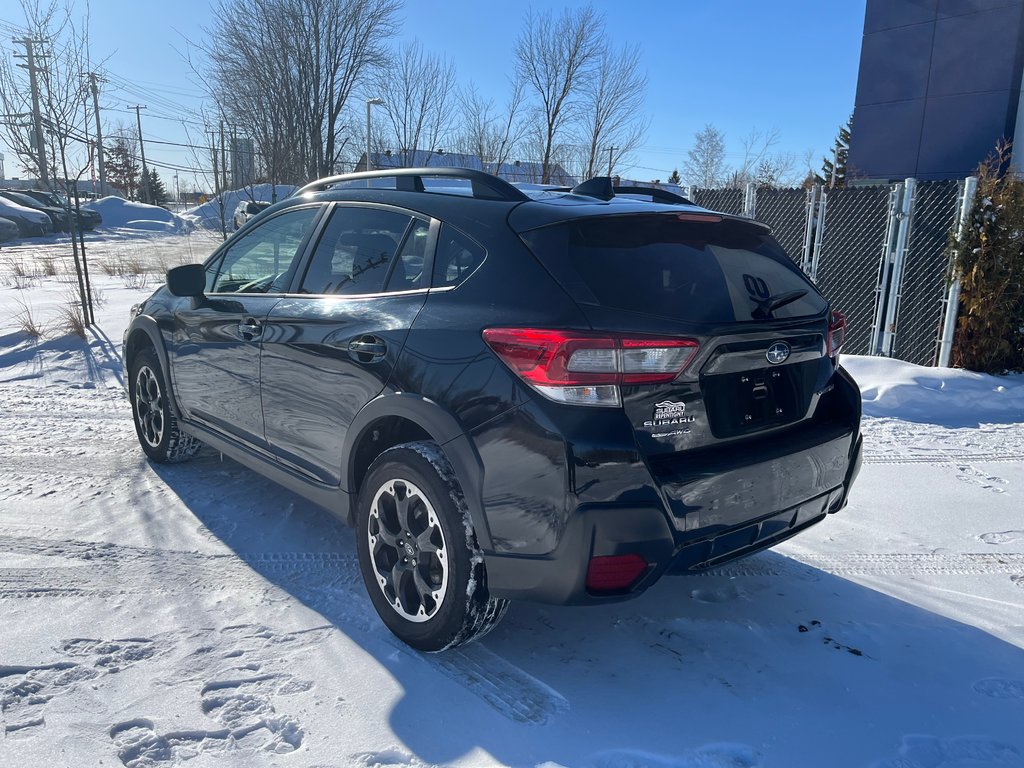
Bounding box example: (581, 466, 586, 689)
(521, 215, 827, 323)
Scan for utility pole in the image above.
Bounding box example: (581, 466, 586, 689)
(229, 124, 238, 188)
(219, 119, 228, 192)
(605, 145, 617, 178)
(12, 37, 49, 186)
(89, 73, 106, 196)
(208, 130, 220, 196)
(129, 104, 149, 203)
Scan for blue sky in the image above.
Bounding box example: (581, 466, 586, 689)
(1, 0, 867, 189)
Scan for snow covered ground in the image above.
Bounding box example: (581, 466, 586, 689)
(1, 233, 1023, 768)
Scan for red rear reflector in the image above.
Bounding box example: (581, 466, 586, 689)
(675, 213, 723, 223)
(586, 554, 649, 592)
(828, 310, 847, 357)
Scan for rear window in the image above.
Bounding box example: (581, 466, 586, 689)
(521, 214, 826, 323)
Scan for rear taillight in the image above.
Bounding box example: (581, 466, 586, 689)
(586, 554, 649, 592)
(482, 328, 699, 407)
(828, 310, 847, 358)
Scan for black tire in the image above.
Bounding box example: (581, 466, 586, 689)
(128, 347, 201, 463)
(356, 441, 508, 652)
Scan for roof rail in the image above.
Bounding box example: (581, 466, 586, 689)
(613, 186, 693, 205)
(295, 167, 530, 202)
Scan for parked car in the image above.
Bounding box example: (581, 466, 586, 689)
(0, 216, 19, 242)
(16, 189, 102, 230)
(122, 168, 863, 652)
(233, 200, 270, 230)
(0, 196, 53, 237)
(0, 190, 69, 232)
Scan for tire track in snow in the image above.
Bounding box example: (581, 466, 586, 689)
(864, 452, 1024, 465)
(3, 534, 1022, 592)
(707, 552, 1024, 577)
(0, 534, 569, 725)
(0, 534, 361, 598)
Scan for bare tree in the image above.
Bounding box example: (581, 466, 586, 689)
(734, 127, 780, 183)
(201, 0, 399, 185)
(0, 0, 98, 324)
(372, 40, 458, 168)
(0, 2, 92, 185)
(683, 124, 727, 188)
(574, 43, 647, 180)
(455, 80, 527, 176)
(515, 5, 602, 184)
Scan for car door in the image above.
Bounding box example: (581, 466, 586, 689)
(169, 204, 323, 450)
(259, 203, 435, 484)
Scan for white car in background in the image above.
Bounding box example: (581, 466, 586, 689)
(0, 197, 53, 237)
(232, 200, 271, 230)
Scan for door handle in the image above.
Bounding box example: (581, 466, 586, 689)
(348, 337, 387, 360)
(238, 318, 262, 340)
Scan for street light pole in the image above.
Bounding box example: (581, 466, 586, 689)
(366, 97, 384, 174)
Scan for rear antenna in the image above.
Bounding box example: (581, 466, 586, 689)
(570, 177, 615, 201)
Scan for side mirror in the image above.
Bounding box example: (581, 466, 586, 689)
(166, 263, 206, 297)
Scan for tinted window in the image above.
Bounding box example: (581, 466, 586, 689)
(522, 215, 827, 323)
(432, 224, 485, 287)
(206, 206, 318, 294)
(300, 207, 411, 295)
(385, 219, 430, 292)
(3, 191, 40, 208)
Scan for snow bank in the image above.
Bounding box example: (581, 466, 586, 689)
(182, 183, 296, 231)
(843, 354, 1024, 425)
(84, 196, 193, 234)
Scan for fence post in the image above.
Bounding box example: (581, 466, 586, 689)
(809, 187, 827, 281)
(880, 178, 917, 357)
(936, 176, 978, 367)
(801, 185, 818, 274)
(870, 183, 901, 354)
(685, 185, 696, 202)
(743, 182, 756, 218)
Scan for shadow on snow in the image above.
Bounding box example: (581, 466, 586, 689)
(150, 450, 1024, 768)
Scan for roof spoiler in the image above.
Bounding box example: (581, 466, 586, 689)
(549, 178, 694, 205)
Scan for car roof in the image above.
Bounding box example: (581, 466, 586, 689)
(282, 167, 773, 237)
(292, 183, 764, 238)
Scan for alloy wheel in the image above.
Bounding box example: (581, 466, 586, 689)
(367, 478, 448, 622)
(134, 365, 165, 449)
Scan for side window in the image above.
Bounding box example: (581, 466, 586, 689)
(385, 219, 431, 292)
(299, 207, 412, 295)
(206, 206, 318, 294)
(432, 224, 486, 288)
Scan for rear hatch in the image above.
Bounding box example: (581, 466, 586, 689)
(518, 212, 840, 457)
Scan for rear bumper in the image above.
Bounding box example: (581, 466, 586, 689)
(483, 427, 863, 605)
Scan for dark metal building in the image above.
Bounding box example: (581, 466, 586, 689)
(848, 0, 1024, 181)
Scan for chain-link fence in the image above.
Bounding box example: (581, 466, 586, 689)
(892, 180, 961, 366)
(689, 188, 745, 217)
(751, 187, 809, 265)
(688, 178, 971, 367)
(813, 186, 894, 356)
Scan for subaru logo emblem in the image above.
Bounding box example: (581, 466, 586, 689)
(766, 342, 790, 365)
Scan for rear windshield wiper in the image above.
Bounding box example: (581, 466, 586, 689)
(751, 289, 807, 318)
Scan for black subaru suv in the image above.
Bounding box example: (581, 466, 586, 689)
(123, 168, 862, 651)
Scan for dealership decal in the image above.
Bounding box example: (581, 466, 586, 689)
(643, 400, 696, 433)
